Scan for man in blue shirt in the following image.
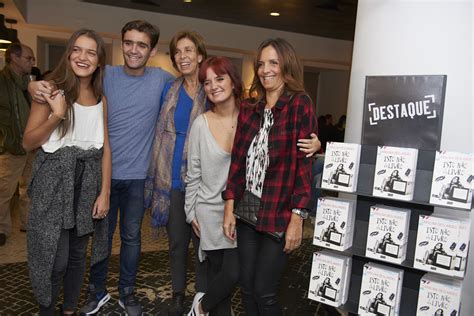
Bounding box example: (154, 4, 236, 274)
(84, 20, 173, 316)
(30, 21, 173, 316)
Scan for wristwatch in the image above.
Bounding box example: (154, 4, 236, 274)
(292, 208, 308, 220)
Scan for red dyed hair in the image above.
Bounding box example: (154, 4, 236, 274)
(198, 56, 243, 111)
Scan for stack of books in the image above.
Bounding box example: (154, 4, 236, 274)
(430, 150, 473, 210)
(365, 205, 411, 264)
(416, 273, 462, 316)
(358, 262, 404, 316)
(414, 215, 471, 277)
(313, 197, 355, 251)
(373, 146, 419, 201)
(321, 142, 361, 193)
(308, 250, 352, 307)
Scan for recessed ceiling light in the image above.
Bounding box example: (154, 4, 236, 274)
(183, 0, 192, 3)
(270, 12, 280, 17)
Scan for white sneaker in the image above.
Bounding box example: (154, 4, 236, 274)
(187, 292, 208, 316)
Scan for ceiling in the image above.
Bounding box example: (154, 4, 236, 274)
(83, 0, 358, 41)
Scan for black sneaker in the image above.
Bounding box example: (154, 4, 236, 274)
(119, 293, 142, 316)
(167, 292, 185, 316)
(79, 288, 110, 315)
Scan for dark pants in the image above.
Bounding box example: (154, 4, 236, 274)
(39, 228, 89, 315)
(201, 248, 239, 316)
(167, 190, 207, 294)
(88, 179, 146, 298)
(237, 222, 288, 316)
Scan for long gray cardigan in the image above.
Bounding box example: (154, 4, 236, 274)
(27, 146, 108, 307)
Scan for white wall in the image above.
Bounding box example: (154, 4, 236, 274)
(345, 0, 473, 314)
(11, 0, 354, 101)
(22, 0, 353, 65)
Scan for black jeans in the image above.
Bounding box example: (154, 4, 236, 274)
(201, 248, 239, 316)
(39, 228, 89, 315)
(166, 190, 207, 294)
(237, 222, 288, 316)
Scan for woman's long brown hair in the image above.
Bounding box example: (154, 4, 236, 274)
(45, 29, 106, 138)
(249, 38, 305, 105)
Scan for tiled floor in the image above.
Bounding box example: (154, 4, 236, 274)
(0, 206, 343, 315)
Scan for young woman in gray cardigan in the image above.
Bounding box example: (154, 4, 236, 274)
(22, 29, 111, 315)
(184, 57, 241, 316)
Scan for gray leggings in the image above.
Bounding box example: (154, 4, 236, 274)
(39, 228, 89, 315)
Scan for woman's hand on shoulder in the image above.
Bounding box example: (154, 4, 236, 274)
(284, 213, 303, 253)
(297, 133, 321, 157)
(92, 192, 110, 219)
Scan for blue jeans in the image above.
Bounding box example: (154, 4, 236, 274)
(88, 179, 146, 298)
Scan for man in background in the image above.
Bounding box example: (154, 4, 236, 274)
(0, 43, 36, 246)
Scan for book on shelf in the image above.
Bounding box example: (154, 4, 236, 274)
(358, 262, 404, 316)
(308, 250, 352, 307)
(416, 273, 462, 316)
(430, 151, 473, 210)
(321, 142, 361, 193)
(313, 197, 355, 251)
(365, 205, 411, 264)
(414, 214, 471, 277)
(373, 146, 418, 201)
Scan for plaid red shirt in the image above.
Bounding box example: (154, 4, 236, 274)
(223, 92, 317, 232)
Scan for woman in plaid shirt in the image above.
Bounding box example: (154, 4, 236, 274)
(222, 38, 317, 315)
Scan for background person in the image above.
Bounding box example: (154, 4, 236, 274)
(0, 42, 36, 246)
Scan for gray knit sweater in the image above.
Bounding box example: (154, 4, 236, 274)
(27, 146, 108, 307)
(184, 114, 237, 262)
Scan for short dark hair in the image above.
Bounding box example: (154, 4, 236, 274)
(198, 56, 242, 111)
(169, 30, 207, 71)
(5, 42, 23, 64)
(121, 20, 160, 48)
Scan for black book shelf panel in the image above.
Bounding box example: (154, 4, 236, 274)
(343, 256, 424, 316)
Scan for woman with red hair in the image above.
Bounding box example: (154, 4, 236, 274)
(184, 56, 242, 315)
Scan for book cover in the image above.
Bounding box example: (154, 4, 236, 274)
(416, 274, 462, 316)
(313, 197, 355, 251)
(366, 206, 411, 264)
(430, 151, 473, 210)
(308, 250, 351, 307)
(358, 263, 404, 316)
(373, 146, 418, 201)
(321, 142, 361, 193)
(453, 219, 470, 273)
(414, 215, 471, 277)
